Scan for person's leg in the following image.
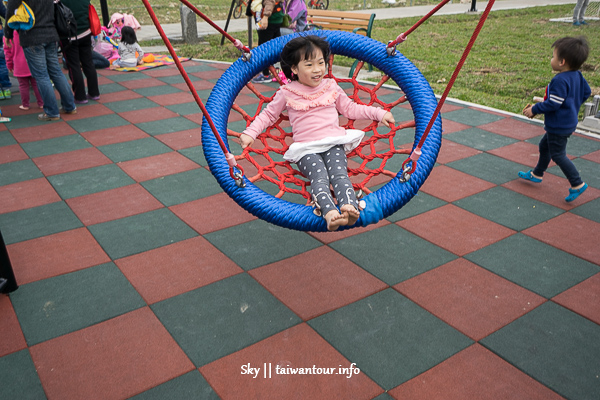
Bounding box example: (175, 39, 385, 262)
(532, 133, 551, 179)
(23, 44, 60, 118)
(44, 42, 76, 113)
(580, 0, 590, 22)
(79, 35, 100, 98)
(91, 50, 110, 69)
(16, 77, 30, 109)
(323, 145, 360, 225)
(30, 77, 44, 108)
(62, 40, 86, 102)
(573, 0, 586, 22)
(546, 133, 584, 188)
(0, 46, 12, 95)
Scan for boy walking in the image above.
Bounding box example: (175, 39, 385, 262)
(520, 36, 591, 202)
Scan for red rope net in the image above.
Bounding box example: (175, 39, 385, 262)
(226, 57, 415, 204)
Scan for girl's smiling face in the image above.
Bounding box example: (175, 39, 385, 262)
(291, 48, 326, 88)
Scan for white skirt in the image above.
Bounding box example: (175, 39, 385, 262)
(283, 129, 366, 163)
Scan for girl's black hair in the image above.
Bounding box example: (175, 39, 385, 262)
(120, 26, 138, 45)
(280, 35, 331, 81)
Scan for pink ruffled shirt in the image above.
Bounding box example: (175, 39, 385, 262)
(243, 78, 387, 143)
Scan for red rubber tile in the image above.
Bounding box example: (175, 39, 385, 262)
(10, 121, 77, 143)
(191, 69, 230, 80)
(440, 119, 472, 134)
(523, 213, 600, 266)
(2, 103, 42, 116)
(80, 124, 149, 147)
(582, 149, 600, 163)
(97, 75, 113, 85)
(308, 219, 391, 245)
(0, 295, 27, 357)
(489, 141, 549, 168)
(148, 91, 195, 106)
(33, 147, 112, 176)
(172, 79, 215, 92)
(66, 184, 163, 225)
(553, 273, 600, 325)
(394, 258, 545, 340)
(155, 129, 202, 150)
(7, 228, 110, 285)
(116, 236, 243, 304)
(470, 107, 509, 118)
(478, 117, 545, 140)
(59, 103, 114, 121)
(234, 93, 262, 106)
(397, 204, 515, 256)
(437, 138, 482, 164)
(143, 67, 182, 77)
(250, 247, 387, 320)
(95, 89, 143, 104)
(419, 165, 496, 202)
(170, 192, 257, 235)
(30, 307, 195, 400)
(118, 77, 167, 90)
(118, 152, 199, 182)
(0, 144, 29, 164)
(119, 106, 180, 124)
(183, 113, 205, 125)
(0, 178, 61, 214)
(200, 323, 383, 400)
(389, 344, 566, 400)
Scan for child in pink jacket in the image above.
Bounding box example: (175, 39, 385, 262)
(4, 31, 43, 110)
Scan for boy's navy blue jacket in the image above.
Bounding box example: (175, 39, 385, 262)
(532, 70, 591, 135)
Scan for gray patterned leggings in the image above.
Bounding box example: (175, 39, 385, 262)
(297, 145, 358, 215)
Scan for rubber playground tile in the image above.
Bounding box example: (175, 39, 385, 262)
(172, 79, 215, 93)
(118, 152, 199, 182)
(454, 186, 564, 231)
(419, 165, 496, 203)
(151, 273, 301, 367)
(88, 208, 198, 259)
(116, 236, 242, 304)
(561, 134, 600, 157)
(0, 144, 27, 165)
(129, 370, 220, 400)
(80, 124, 150, 147)
(9, 120, 77, 142)
(200, 323, 383, 400)
(65, 184, 163, 225)
(0, 296, 27, 357)
(308, 219, 391, 245)
(155, 128, 202, 150)
(308, 289, 473, 390)
(559, 158, 600, 189)
(389, 344, 566, 400)
(398, 204, 516, 257)
(0, 350, 46, 400)
(394, 258, 546, 341)
(29, 307, 195, 400)
(103, 97, 160, 113)
(66, 114, 130, 133)
(96, 82, 128, 94)
(447, 152, 529, 185)
(442, 107, 506, 126)
(204, 219, 322, 271)
(477, 117, 545, 141)
(141, 168, 221, 206)
(133, 84, 183, 97)
(443, 127, 518, 152)
(523, 213, 600, 266)
(108, 71, 155, 83)
(47, 163, 135, 199)
(135, 116, 200, 136)
(439, 119, 471, 134)
(169, 192, 257, 235)
(152, 93, 196, 107)
(481, 301, 600, 400)
(144, 65, 184, 77)
(329, 224, 456, 285)
(192, 68, 232, 81)
(10, 262, 145, 346)
(0, 159, 43, 186)
(99, 137, 172, 164)
(435, 138, 481, 164)
(20, 134, 92, 159)
(0, 178, 61, 214)
(156, 74, 202, 85)
(0, 130, 16, 146)
(250, 246, 387, 320)
(465, 234, 600, 299)
(32, 147, 112, 176)
(553, 273, 600, 325)
(0, 202, 82, 245)
(3, 113, 62, 131)
(119, 106, 181, 125)
(59, 103, 114, 121)
(571, 196, 600, 223)
(487, 140, 544, 168)
(96, 87, 144, 103)
(385, 192, 448, 223)
(582, 148, 600, 163)
(183, 63, 220, 73)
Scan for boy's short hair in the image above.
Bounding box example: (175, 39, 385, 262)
(552, 36, 589, 70)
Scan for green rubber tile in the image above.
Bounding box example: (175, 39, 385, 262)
(151, 273, 301, 366)
(194, 88, 214, 100)
(156, 74, 201, 85)
(141, 168, 222, 207)
(0, 349, 46, 400)
(103, 97, 160, 113)
(308, 289, 473, 390)
(184, 64, 219, 73)
(107, 71, 148, 82)
(3, 113, 50, 130)
(563, 134, 600, 157)
(442, 108, 505, 126)
(0, 159, 43, 186)
(481, 301, 600, 400)
(465, 233, 599, 298)
(571, 197, 600, 223)
(88, 208, 197, 259)
(136, 117, 200, 136)
(390, 106, 415, 123)
(204, 219, 322, 271)
(129, 370, 220, 400)
(20, 134, 92, 158)
(178, 146, 207, 166)
(98, 82, 127, 94)
(98, 137, 172, 163)
(372, 394, 395, 400)
(454, 187, 564, 231)
(375, 92, 407, 105)
(0, 132, 17, 146)
(444, 127, 518, 151)
(0, 201, 82, 244)
(393, 127, 417, 147)
(165, 101, 203, 116)
(447, 153, 529, 185)
(330, 224, 456, 285)
(67, 114, 130, 133)
(133, 85, 183, 97)
(10, 263, 146, 346)
(47, 164, 135, 199)
(386, 192, 447, 222)
(549, 158, 600, 190)
(227, 119, 248, 134)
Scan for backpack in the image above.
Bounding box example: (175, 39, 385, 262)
(54, 0, 77, 41)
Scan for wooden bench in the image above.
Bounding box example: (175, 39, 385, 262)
(305, 9, 376, 77)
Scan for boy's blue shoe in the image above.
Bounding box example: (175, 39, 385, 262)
(518, 170, 542, 183)
(565, 183, 588, 202)
(573, 21, 581, 26)
(581, 20, 588, 25)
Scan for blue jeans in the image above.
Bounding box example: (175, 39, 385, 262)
(0, 29, 10, 89)
(23, 42, 76, 117)
(533, 132, 583, 187)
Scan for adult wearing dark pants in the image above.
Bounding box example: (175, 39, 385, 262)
(252, 0, 284, 83)
(61, 0, 100, 103)
(5, 0, 76, 121)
